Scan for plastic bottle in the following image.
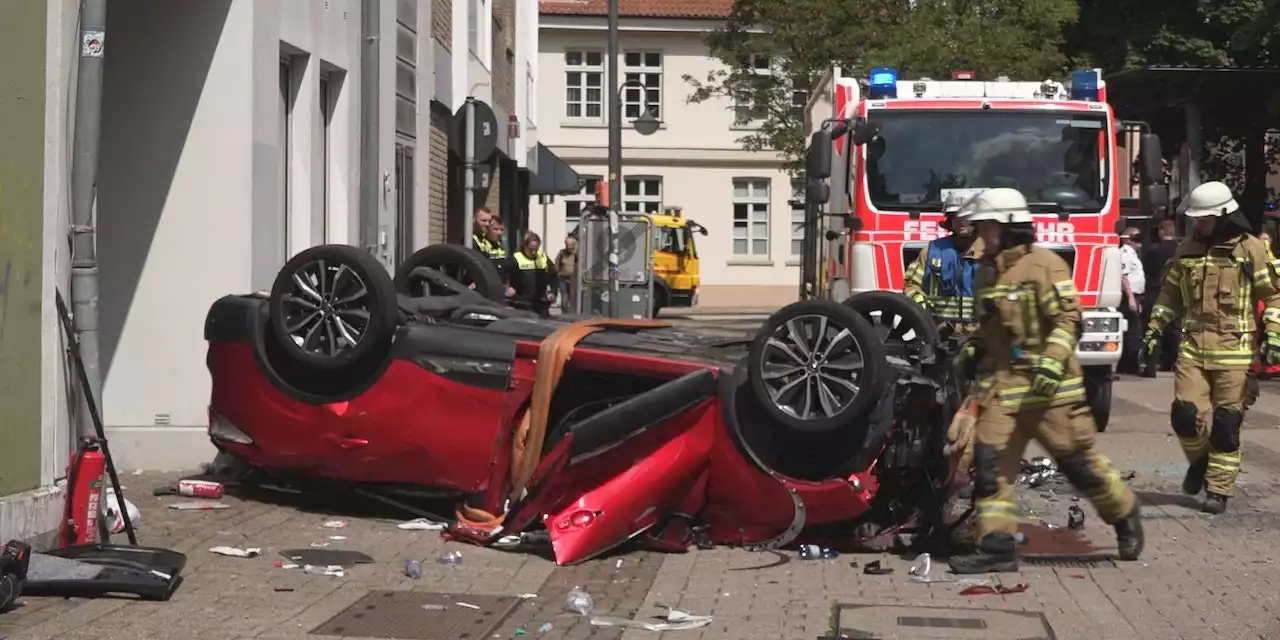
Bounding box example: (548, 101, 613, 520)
(437, 550, 464, 566)
(403, 559, 422, 579)
(564, 587, 593, 615)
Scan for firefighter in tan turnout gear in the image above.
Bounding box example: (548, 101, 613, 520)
(1142, 181, 1280, 514)
(949, 188, 1144, 574)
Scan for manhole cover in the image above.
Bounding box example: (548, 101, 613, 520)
(311, 591, 520, 639)
(831, 603, 1055, 639)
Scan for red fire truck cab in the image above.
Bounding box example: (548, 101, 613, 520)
(801, 67, 1166, 429)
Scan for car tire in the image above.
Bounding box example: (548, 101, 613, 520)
(395, 243, 504, 301)
(842, 290, 941, 357)
(267, 244, 398, 372)
(747, 299, 888, 433)
(1084, 366, 1112, 432)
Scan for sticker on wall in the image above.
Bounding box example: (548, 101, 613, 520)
(82, 30, 105, 58)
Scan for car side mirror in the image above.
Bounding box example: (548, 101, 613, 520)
(851, 120, 879, 146)
(1139, 133, 1163, 184)
(806, 130, 832, 180)
(697, 226, 708, 236)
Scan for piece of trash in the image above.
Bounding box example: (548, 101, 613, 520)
(321, 520, 347, 529)
(397, 518, 446, 531)
(848, 560, 858, 568)
(132, 469, 144, 475)
(1067, 505, 1086, 530)
(1014, 532, 1027, 545)
(210, 546, 260, 558)
(309, 542, 329, 548)
(960, 583, 1028, 596)
(908, 553, 939, 582)
(615, 559, 623, 568)
(517, 593, 537, 599)
(169, 501, 229, 510)
(437, 550, 464, 566)
(456, 602, 481, 610)
(798, 544, 839, 560)
(103, 489, 141, 534)
(328, 536, 346, 540)
(274, 586, 295, 592)
(403, 559, 422, 579)
(565, 587, 593, 615)
(514, 626, 526, 636)
(1121, 470, 1136, 481)
(1069, 574, 1086, 579)
(273, 562, 299, 569)
(421, 604, 446, 611)
(301, 564, 345, 577)
(591, 606, 714, 631)
(538, 622, 553, 633)
(863, 560, 894, 575)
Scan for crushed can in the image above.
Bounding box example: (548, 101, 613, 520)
(178, 479, 225, 499)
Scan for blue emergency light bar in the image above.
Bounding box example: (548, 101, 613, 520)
(868, 67, 898, 99)
(1070, 69, 1100, 101)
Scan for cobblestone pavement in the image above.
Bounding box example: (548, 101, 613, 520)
(4, 374, 1280, 640)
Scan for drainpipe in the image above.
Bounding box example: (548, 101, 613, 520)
(360, 0, 381, 256)
(69, 0, 108, 439)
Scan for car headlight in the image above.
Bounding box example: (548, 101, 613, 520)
(1082, 317, 1119, 333)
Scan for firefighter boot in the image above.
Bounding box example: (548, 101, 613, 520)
(948, 532, 1018, 574)
(1113, 504, 1144, 561)
(1182, 455, 1208, 495)
(1203, 492, 1229, 514)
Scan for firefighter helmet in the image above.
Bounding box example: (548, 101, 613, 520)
(959, 188, 1033, 224)
(1181, 181, 1238, 218)
(942, 192, 968, 214)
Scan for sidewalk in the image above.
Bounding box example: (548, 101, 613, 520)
(4, 376, 1280, 639)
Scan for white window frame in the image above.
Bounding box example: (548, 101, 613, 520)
(732, 178, 771, 257)
(790, 180, 806, 257)
(622, 176, 663, 213)
(622, 51, 662, 121)
(564, 50, 604, 120)
(732, 55, 772, 126)
(468, 0, 492, 68)
(565, 175, 602, 234)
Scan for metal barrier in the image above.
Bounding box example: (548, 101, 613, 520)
(574, 210, 655, 318)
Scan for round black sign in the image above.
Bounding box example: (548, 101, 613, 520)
(450, 100, 499, 162)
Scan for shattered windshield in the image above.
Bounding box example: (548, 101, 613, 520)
(863, 110, 1110, 213)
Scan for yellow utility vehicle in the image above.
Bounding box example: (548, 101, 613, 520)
(650, 206, 706, 315)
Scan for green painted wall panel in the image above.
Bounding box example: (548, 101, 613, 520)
(0, 0, 48, 495)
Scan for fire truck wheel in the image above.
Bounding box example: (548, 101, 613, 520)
(748, 300, 888, 433)
(841, 291, 941, 359)
(267, 244, 399, 373)
(395, 244, 505, 302)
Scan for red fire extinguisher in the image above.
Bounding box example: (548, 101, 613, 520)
(61, 437, 107, 548)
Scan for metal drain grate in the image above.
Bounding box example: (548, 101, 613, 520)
(311, 591, 521, 639)
(1021, 554, 1115, 569)
(898, 616, 987, 629)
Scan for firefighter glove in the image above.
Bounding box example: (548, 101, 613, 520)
(1267, 332, 1280, 366)
(955, 340, 982, 380)
(1030, 355, 1065, 398)
(1139, 329, 1159, 362)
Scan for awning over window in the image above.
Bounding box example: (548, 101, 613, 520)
(528, 144, 582, 196)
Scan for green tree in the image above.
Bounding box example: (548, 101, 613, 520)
(684, 0, 1078, 171)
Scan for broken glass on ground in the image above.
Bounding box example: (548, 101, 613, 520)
(591, 606, 713, 631)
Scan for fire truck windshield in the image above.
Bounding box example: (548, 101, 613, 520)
(863, 110, 1110, 214)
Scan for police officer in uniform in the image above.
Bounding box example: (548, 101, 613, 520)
(471, 208, 515, 297)
(511, 232, 557, 316)
(903, 193, 985, 334)
(1141, 181, 1280, 514)
(949, 188, 1144, 574)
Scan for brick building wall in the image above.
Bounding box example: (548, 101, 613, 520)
(427, 0, 452, 243)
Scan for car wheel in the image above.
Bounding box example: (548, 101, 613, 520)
(747, 300, 888, 433)
(268, 244, 398, 372)
(842, 291, 940, 360)
(1085, 366, 1112, 432)
(395, 244, 504, 301)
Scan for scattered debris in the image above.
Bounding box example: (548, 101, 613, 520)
(518, 593, 538, 599)
(437, 550, 464, 565)
(328, 535, 347, 541)
(514, 626, 526, 636)
(397, 518, 446, 531)
(104, 489, 141, 534)
(615, 559, 623, 568)
(863, 560, 894, 575)
(591, 606, 714, 631)
(455, 601, 481, 610)
(301, 564, 345, 577)
(421, 604, 446, 611)
(403, 559, 422, 579)
(273, 562, 299, 569)
(538, 622, 553, 633)
(565, 587, 593, 615)
(282, 549, 373, 567)
(159, 479, 225, 499)
(960, 582, 1028, 596)
(309, 542, 329, 548)
(798, 544, 839, 560)
(210, 546, 260, 558)
(273, 587, 295, 592)
(1068, 505, 1086, 530)
(908, 553, 936, 583)
(321, 520, 347, 529)
(169, 501, 229, 511)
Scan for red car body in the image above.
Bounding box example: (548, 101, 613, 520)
(205, 295, 952, 565)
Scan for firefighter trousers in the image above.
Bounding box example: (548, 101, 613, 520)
(972, 402, 1136, 539)
(1171, 365, 1255, 496)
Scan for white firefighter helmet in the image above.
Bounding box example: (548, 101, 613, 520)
(942, 192, 968, 214)
(1181, 181, 1238, 218)
(959, 188, 1033, 224)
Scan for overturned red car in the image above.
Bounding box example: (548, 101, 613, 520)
(204, 243, 969, 565)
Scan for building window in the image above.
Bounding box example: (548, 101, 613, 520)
(733, 178, 770, 256)
(468, 0, 489, 65)
(319, 76, 333, 243)
(564, 51, 604, 119)
(279, 59, 293, 259)
(622, 52, 662, 120)
(790, 180, 806, 256)
(623, 177, 662, 213)
(733, 55, 771, 125)
(565, 175, 602, 234)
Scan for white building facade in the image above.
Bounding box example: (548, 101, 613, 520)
(3, 0, 542, 543)
(532, 1, 803, 308)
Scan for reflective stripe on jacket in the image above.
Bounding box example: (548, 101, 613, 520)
(903, 236, 984, 324)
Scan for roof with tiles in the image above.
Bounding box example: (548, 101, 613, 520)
(539, 0, 734, 19)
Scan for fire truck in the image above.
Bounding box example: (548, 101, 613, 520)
(799, 67, 1167, 430)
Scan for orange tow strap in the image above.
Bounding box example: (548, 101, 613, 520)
(457, 318, 667, 529)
